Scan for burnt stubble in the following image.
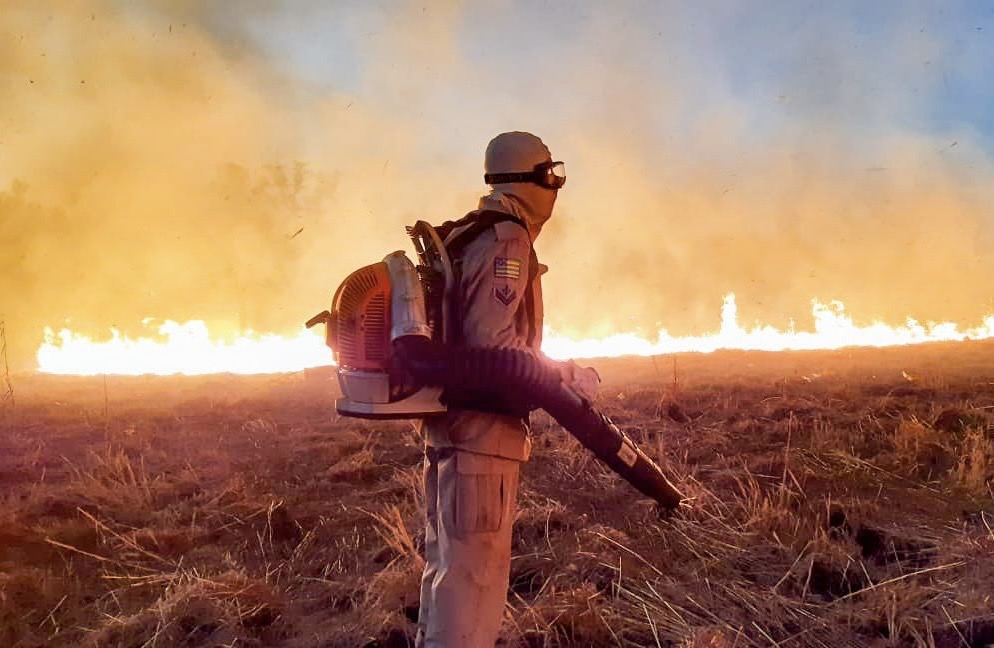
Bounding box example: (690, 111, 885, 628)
(2, 342, 994, 646)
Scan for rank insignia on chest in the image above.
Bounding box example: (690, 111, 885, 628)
(494, 284, 517, 306)
(494, 257, 521, 280)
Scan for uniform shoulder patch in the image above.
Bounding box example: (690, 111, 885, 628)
(494, 257, 522, 280)
(494, 284, 517, 306)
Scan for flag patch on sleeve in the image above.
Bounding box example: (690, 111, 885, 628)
(494, 257, 522, 280)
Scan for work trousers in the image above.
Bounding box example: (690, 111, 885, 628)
(416, 446, 520, 648)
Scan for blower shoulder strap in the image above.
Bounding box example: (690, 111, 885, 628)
(441, 209, 528, 256)
(439, 210, 536, 419)
(440, 210, 538, 347)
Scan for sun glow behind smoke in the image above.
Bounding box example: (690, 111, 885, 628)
(36, 295, 994, 376)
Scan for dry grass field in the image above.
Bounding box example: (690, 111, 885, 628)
(2, 343, 994, 647)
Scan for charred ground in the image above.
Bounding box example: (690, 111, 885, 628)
(2, 343, 993, 647)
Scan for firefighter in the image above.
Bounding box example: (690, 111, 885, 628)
(416, 131, 598, 647)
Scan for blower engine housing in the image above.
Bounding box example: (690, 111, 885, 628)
(307, 249, 446, 419)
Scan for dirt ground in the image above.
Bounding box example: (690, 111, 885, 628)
(2, 343, 993, 647)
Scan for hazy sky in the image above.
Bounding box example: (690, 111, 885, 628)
(227, 2, 994, 155)
(2, 1, 993, 367)
(252, 2, 994, 141)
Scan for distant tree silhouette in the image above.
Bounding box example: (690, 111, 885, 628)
(1, 320, 13, 406)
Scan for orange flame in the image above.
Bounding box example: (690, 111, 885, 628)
(37, 320, 331, 376)
(37, 294, 994, 375)
(542, 294, 994, 359)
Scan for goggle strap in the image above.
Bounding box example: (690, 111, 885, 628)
(485, 161, 564, 188)
(484, 172, 535, 184)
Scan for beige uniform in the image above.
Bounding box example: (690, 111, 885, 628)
(417, 214, 544, 648)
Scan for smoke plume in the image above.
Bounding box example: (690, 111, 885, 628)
(2, 1, 993, 368)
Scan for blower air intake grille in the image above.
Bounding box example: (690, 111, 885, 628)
(332, 262, 392, 370)
(364, 293, 387, 361)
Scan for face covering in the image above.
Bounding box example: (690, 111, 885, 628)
(480, 131, 561, 240)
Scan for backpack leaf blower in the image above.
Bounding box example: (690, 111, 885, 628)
(306, 220, 683, 510)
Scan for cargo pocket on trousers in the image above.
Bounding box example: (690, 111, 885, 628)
(454, 452, 516, 538)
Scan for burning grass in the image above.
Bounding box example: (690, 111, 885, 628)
(2, 343, 994, 646)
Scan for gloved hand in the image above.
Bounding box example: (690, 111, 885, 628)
(560, 359, 601, 404)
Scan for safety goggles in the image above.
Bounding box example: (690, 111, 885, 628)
(485, 160, 566, 190)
